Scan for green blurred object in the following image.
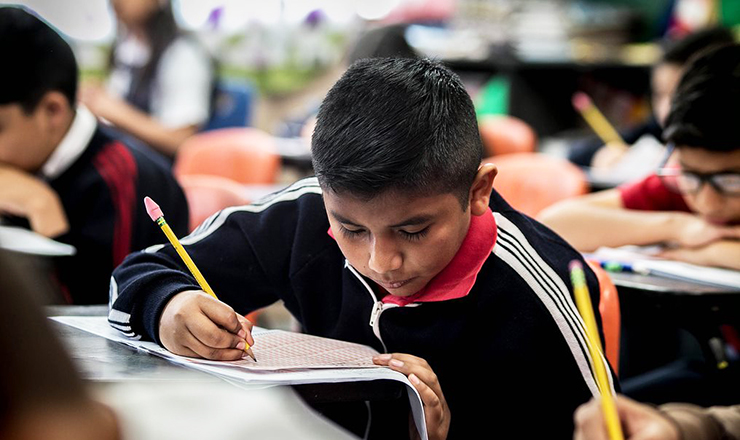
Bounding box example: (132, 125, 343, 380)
(579, 0, 672, 41)
(475, 75, 510, 118)
(720, 0, 740, 27)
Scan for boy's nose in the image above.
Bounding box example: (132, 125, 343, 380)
(694, 183, 726, 211)
(368, 237, 402, 274)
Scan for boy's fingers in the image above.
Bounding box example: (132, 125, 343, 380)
(237, 314, 255, 346)
(181, 330, 246, 361)
(374, 353, 442, 395)
(199, 296, 241, 333)
(185, 312, 246, 351)
(189, 343, 245, 361)
(410, 373, 443, 409)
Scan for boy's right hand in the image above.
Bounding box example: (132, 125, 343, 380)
(573, 396, 680, 440)
(159, 290, 254, 361)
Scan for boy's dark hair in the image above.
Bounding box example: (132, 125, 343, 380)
(311, 58, 483, 208)
(663, 44, 740, 152)
(661, 27, 735, 65)
(0, 6, 78, 113)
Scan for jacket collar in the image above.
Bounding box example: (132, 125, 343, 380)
(330, 208, 497, 306)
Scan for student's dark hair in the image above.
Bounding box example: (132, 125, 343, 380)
(661, 26, 735, 65)
(311, 58, 483, 208)
(0, 6, 78, 112)
(663, 44, 740, 152)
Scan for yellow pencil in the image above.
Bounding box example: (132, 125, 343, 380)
(144, 196, 256, 362)
(572, 92, 628, 150)
(569, 260, 623, 440)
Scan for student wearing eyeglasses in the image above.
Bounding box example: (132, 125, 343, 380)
(538, 43, 740, 272)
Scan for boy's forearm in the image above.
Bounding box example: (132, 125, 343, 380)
(538, 202, 681, 251)
(662, 240, 740, 270)
(99, 101, 195, 157)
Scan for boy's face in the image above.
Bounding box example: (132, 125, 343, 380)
(651, 62, 683, 127)
(322, 164, 497, 297)
(676, 146, 740, 224)
(0, 102, 56, 172)
(324, 189, 471, 297)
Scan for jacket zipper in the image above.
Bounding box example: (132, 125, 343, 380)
(345, 261, 400, 353)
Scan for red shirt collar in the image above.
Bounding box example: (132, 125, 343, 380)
(328, 208, 497, 306)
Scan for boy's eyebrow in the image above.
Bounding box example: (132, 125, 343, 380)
(678, 160, 740, 173)
(330, 212, 362, 227)
(330, 211, 433, 228)
(389, 215, 434, 228)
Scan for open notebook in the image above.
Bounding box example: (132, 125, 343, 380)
(587, 246, 740, 290)
(52, 316, 428, 440)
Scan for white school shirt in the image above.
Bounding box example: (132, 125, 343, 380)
(107, 34, 212, 128)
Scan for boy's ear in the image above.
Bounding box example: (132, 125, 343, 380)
(469, 162, 497, 216)
(37, 91, 72, 130)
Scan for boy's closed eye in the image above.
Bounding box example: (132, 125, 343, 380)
(338, 224, 430, 241)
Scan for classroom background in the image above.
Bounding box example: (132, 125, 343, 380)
(4, 1, 740, 438)
(18, 0, 740, 144)
(11, 0, 740, 375)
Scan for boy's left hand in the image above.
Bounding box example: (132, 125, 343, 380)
(0, 166, 69, 237)
(373, 353, 450, 440)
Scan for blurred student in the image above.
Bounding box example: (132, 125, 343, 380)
(109, 57, 614, 440)
(569, 27, 735, 171)
(539, 43, 740, 271)
(0, 250, 121, 440)
(81, 0, 215, 158)
(0, 6, 188, 304)
(573, 395, 740, 440)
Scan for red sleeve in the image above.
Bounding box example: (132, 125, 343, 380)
(618, 173, 691, 212)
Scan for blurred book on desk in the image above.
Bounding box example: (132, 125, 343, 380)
(0, 225, 76, 256)
(586, 246, 740, 290)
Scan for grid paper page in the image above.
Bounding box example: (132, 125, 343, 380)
(191, 329, 382, 371)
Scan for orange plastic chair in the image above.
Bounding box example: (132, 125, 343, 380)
(479, 115, 538, 157)
(177, 174, 250, 232)
(174, 128, 281, 184)
(587, 260, 621, 376)
(487, 152, 588, 217)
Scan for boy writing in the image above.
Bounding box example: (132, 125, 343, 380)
(111, 57, 614, 439)
(540, 44, 740, 271)
(0, 7, 189, 304)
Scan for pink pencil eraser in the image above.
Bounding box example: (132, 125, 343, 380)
(569, 260, 584, 272)
(144, 196, 163, 221)
(571, 92, 592, 111)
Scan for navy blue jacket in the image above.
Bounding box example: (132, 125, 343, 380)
(49, 125, 188, 304)
(110, 177, 616, 439)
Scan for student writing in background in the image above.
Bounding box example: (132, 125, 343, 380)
(573, 395, 740, 440)
(81, 0, 215, 158)
(0, 7, 188, 304)
(539, 43, 740, 271)
(110, 57, 615, 440)
(569, 27, 735, 172)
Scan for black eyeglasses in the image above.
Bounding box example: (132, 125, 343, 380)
(657, 167, 740, 196)
(655, 143, 740, 197)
